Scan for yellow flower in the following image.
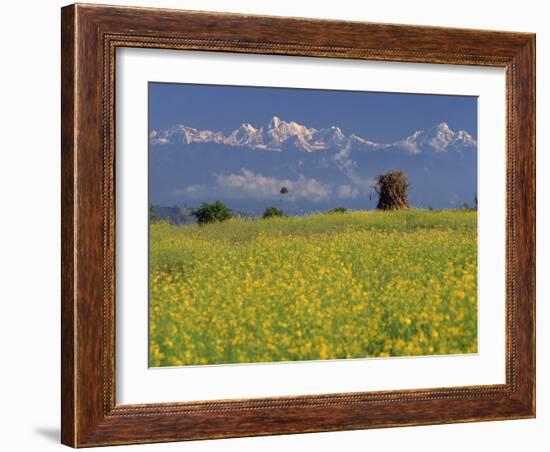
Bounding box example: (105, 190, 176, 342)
(148, 210, 477, 366)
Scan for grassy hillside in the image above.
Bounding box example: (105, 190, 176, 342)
(149, 210, 477, 367)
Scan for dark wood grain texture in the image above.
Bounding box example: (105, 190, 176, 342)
(61, 5, 76, 446)
(61, 3, 536, 447)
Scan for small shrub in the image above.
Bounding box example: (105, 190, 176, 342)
(149, 203, 159, 223)
(263, 207, 284, 219)
(326, 207, 348, 214)
(192, 200, 232, 225)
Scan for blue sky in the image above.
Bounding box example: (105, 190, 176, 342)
(149, 82, 477, 143)
(148, 82, 478, 213)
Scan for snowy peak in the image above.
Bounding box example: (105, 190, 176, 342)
(349, 133, 388, 148)
(240, 122, 257, 132)
(399, 122, 477, 153)
(452, 130, 477, 147)
(311, 126, 346, 149)
(150, 126, 224, 146)
(422, 122, 455, 150)
(262, 116, 317, 150)
(267, 115, 282, 129)
(150, 118, 476, 154)
(225, 123, 262, 147)
(149, 116, 322, 152)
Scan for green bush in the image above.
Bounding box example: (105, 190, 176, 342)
(149, 203, 159, 223)
(326, 207, 348, 214)
(192, 200, 232, 225)
(262, 207, 284, 219)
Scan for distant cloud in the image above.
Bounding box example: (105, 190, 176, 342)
(337, 184, 360, 199)
(332, 143, 375, 190)
(173, 169, 331, 202)
(180, 185, 201, 194)
(393, 139, 420, 153)
(217, 169, 330, 202)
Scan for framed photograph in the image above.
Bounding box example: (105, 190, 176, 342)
(61, 3, 535, 447)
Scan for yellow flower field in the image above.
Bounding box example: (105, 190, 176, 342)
(149, 210, 477, 367)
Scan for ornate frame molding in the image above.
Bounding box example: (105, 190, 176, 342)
(62, 4, 535, 447)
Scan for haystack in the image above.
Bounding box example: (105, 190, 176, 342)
(375, 170, 409, 210)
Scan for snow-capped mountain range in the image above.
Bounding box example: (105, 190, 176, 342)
(150, 115, 476, 154)
(149, 116, 477, 214)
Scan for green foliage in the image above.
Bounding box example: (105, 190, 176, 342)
(326, 207, 348, 214)
(149, 203, 159, 223)
(192, 200, 232, 225)
(262, 206, 284, 219)
(458, 201, 477, 212)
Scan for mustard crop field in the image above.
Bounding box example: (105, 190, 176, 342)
(149, 210, 477, 367)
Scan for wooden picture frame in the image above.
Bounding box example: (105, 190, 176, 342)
(61, 3, 535, 447)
